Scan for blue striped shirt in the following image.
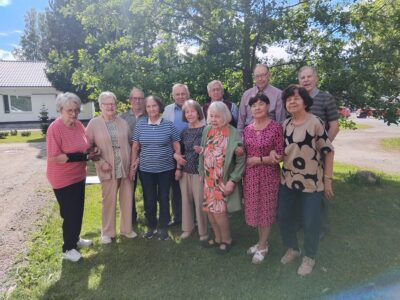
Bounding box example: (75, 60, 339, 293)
(133, 117, 180, 173)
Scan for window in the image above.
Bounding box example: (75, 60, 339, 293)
(3, 95, 32, 113)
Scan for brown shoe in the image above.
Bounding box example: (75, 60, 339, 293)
(297, 256, 315, 276)
(280, 248, 301, 264)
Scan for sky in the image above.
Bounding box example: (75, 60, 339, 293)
(0, 0, 49, 60)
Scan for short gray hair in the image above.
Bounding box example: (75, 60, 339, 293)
(207, 80, 224, 93)
(253, 64, 269, 74)
(129, 87, 144, 99)
(298, 66, 317, 78)
(98, 91, 117, 105)
(172, 83, 190, 98)
(56, 92, 81, 112)
(207, 101, 232, 126)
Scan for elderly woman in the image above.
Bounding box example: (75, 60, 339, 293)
(46, 92, 97, 262)
(86, 91, 136, 244)
(243, 93, 284, 264)
(202, 80, 239, 127)
(129, 95, 181, 241)
(278, 84, 334, 276)
(198, 101, 245, 254)
(174, 100, 208, 241)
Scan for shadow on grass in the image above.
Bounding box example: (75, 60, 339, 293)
(10, 165, 400, 299)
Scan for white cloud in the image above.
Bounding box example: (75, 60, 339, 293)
(0, 30, 23, 37)
(0, 49, 16, 60)
(0, 0, 11, 7)
(257, 45, 291, 63)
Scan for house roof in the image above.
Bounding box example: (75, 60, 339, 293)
(0, 61, 53, 88)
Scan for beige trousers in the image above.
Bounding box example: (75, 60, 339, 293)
(101, 177, 133, 237)
(179, 172, 208, 238)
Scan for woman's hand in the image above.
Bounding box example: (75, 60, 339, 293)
(128, 159, 139, 181)
(175, 169, 182, 181)
(88, 147, 101, 161)
(246, 156, 261, 167)
(193, 145, 203, 154)
(173, 153, 187, 166)
(235, 146, 244, 157)
(269, 150, 282, 164)
(324, 179, 334, 199)
(101, 161, 112, 173)
(222, 180, 235, 197)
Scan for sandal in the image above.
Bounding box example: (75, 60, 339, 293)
(247, 244, 259, 255)
(216, 241, 234, 255)
(251, 247, 268, 264)
(201, 238, 220, 248)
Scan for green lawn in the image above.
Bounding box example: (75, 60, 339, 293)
(5, 163, 400, 299)
(380, 137, 400, 151)
(0, 131, 45, 144)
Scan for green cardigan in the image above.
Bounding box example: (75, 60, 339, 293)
(198, 125, 245, 212)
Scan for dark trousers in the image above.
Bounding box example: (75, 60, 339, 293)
(54, 180, 85, 252)
(278, 185, 323, 258)
(171, 178, 182, 223)
(139, 170, 173, 229)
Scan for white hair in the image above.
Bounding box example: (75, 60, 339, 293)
(56, 92, 81, 112)
(207, 80, 224, 93)
(207, 101, 232, 126)
(98, 91, 117, 105)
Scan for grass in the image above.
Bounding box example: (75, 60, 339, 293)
(5, 163, 400, 299)
(380, 137, 400, 151)
(354, 123, 373, 130)
(0, 131, 45, 144)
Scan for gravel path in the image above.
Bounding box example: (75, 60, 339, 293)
(0, 142, 52, 293)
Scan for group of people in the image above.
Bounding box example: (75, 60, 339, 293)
(46, 64, 338, 276)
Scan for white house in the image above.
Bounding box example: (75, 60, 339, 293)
(0, 60, 94, 128)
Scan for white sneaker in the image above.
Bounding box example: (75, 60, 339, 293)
(77, 238, 93, 248)
(101, 235, 112, 244)
(247, 244, 259, 255)
(252, 247, 268, 264)
(123, 231, 138, 239)
(62, 249, 81, 262)
(297, 256, 316, 276)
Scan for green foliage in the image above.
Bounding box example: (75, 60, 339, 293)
(10, 129, 18, 136)
(380, 137, 400, 151)
(338, 117, 357, 130)
(0, 132, 9, 139)
(20, 131, 32, 137)
(0, 131, 45, 144)
(38, 104, 50, 135)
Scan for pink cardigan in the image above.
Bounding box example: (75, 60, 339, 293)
(85, 116, 132, 182)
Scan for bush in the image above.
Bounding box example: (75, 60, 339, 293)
(21, 131, 32, 137)
(10, 129, 18, 136)
(0, 132, 8, 139)
(339, 117, 357, 130)
(38, 104, 50, 135)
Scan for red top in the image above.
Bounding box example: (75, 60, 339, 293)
(46, 118, 88, 189)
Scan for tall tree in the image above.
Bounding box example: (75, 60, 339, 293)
(18, 8, 45, 61)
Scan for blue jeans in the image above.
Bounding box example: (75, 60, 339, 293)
(278, 185, 323, 258)
(139, 169, 174, 229)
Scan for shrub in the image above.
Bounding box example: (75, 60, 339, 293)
(21, 131, 32, 137)
(339, 117, 357, 130)
(38, 104, 50, 135)
(0, 132, 8, 139)
(10, 129, 18, 136)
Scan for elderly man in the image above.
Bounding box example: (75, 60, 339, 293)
(298, 66, 340, 238)
(298, 66, 339, 141)
(238, 64, 286, 134)
(163, 83, 191, 226)
(203, 80, 238, 127)
(120, 87, 145, 224)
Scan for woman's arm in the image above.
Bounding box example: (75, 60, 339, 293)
(323, 150, 334, 199)
(129, 141, 140, 181)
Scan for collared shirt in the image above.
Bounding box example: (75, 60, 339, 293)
(119, 110, 144, 140)
(238, 84, 286, 134)
(309, 88, 339, 130)
(163, 103, 188, 135)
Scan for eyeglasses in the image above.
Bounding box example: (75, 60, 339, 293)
(131, 97, 144, 101)
(254, 73, 269, 79)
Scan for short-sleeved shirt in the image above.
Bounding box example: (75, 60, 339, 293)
(119, 110, 144, 141)
(46, 118, 88, 189)
(181, 126, 204, 174)
(309, 89, 339, 130)
(281, 114, 334, 193)
(133, 117, 180, 173)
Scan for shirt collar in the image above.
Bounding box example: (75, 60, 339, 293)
(310, 88, 319, 98)
(148, 117, 162, 125)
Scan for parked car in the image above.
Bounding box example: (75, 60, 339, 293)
(338, 106, 351, 118)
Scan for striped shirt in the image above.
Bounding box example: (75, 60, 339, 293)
(309, 89, 339, 130)
(46, 118, 88, 189)
(133, 117, 180, 173)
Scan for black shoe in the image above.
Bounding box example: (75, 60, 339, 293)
(158, 229, 169, 241)
(143, 229, 156, 239)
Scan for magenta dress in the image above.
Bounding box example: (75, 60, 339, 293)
(243, 121, 284, 227)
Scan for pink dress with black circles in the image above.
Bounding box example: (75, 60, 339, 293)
(243, 121, 284, 227)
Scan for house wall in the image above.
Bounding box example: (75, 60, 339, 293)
(0, 87, 94, 125)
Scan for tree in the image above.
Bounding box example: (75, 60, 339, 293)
(18, 8, 45, 61)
